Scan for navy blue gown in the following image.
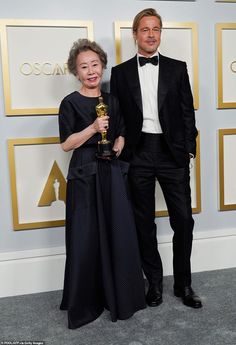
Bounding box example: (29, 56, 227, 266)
(58, 91, 146, 329)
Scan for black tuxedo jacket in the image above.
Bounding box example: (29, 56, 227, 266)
(110, 53, 198, 166)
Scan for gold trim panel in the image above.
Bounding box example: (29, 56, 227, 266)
(0, 19, 94, 116)
(114, 21, 199, 109)
(216, 23, 236, 109)
(219, 128, 236, 211)
(8, 137, 66, 230)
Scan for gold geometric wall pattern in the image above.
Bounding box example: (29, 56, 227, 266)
(38, 160, 66, 206)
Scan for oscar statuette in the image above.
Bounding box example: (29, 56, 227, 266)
(95, 96, 115, 159)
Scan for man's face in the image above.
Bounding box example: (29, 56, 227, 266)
(134, 16, 162, 57)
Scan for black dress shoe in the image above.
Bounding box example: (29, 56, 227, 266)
(146, 285, 163, 307)
(174, 286, 202, 309)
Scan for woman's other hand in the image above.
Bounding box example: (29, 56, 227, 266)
(112, 136, 125, 157)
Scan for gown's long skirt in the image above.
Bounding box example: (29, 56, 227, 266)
(60, 149, 146, 329)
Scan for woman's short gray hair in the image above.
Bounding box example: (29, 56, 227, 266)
(67, 38, 107, 76)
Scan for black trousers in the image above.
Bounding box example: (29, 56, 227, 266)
(129, 133, 194, 290)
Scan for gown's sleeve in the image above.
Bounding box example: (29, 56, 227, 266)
(58, 98, 76, 143)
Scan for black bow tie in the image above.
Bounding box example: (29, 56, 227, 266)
(139, 56, 159, 67)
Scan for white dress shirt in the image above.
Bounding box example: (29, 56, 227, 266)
(137, 53, 163, 134)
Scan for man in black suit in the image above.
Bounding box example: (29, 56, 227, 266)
(110, 8, 202, 309)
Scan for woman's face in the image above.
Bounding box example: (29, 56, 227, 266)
(75, 50, 103, 90)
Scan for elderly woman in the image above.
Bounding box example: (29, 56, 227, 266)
(59, 39, 146, 329)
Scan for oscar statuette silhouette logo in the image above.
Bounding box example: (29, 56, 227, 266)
(95, 96, 115, 159)
(37, 161, 66, 219)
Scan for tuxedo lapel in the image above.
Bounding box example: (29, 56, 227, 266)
(125, 56, 143, 114)
(158, 54, 171, 111)
(123, 55, 172, 114)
